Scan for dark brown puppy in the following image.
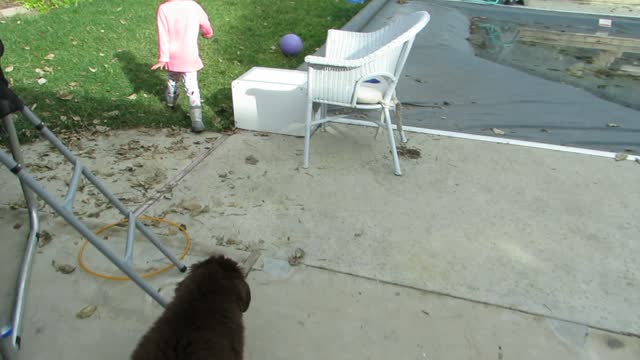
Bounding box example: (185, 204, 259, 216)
(131, 255, 251, 360)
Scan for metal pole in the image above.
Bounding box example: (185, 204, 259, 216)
(19, 107, 186, 271)
(0, 150, 168, 308)
(1, 114, 40, 352)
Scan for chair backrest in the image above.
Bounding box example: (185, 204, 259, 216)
(308, 11, 430, 106)
(334, 11, 430, 62)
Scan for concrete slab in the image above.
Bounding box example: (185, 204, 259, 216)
(1, 126, 639, 359)
(4, 249, 640, 359)
(247, 264, 640, 360)
(140, 126, 640, 335)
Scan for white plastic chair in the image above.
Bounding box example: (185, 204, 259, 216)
(303, 11, 431, 175)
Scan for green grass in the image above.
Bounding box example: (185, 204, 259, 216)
(1, 0, 365, 140)
(19, 0, 79, 12)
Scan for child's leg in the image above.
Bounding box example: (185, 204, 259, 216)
(183, 72, 204, 133)
(166, 71, 182, 107)
(182, 72, 201, 107)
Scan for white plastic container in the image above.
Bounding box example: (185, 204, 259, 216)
(232, 67, 308, 136)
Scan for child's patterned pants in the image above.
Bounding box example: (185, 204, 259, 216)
(166, 71, 201, 107)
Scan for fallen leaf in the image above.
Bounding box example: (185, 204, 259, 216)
(76, 305, 97, 319)
(57, 91, 74, 100)
(192, 205, 210, 217)
(245, 155, 259, 165)
(179, 200, 203, 211)
(37, 78, 47, 85)
(89, 67, 97, 72)
(68, 81, 79, 87)
(10, 200, 26, 209)
(71, 115, 81, 121)
(288, 248, 306, 266)
(127, 93, 137, 100)
(43, 66, 53, 73)
(614, 153, 628, 161)
(397, 145, 422, 159)
(491, 128, 505, 136)
(13, 223, 22, 230)
(103, 110, 120, 117)
(44, 53, 55, 60)
(119, 19, 127, 24)
(5, 65, 14, 72)
(52, 260, 76, 274)
(38, 230, 53, 248)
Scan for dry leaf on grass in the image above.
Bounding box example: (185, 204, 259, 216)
(57, 91, 74, 100)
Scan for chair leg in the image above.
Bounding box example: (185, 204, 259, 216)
(384, 107, 402, 176)
(303, 100, 313, 169)
(395, 105, 408, 144)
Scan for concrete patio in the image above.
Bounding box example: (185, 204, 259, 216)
(2, 0, 640, 359)
(1, 123, 639, 359)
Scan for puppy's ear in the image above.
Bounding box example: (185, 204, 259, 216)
(236, 278, 251, 312)
(214, 256, 244, 276)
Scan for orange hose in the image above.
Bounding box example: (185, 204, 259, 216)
(77, 216, 191, 281)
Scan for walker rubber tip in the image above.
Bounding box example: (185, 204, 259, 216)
(179, 265, 187, 273)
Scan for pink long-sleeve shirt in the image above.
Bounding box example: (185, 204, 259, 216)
(156, 0, 213, 72)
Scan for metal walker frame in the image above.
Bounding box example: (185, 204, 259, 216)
(1, 39, 186, 359)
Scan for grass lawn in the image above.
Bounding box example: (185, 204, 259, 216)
(0, 0, 365, 140)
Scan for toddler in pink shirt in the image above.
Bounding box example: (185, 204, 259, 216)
(151, 0, 213, 133)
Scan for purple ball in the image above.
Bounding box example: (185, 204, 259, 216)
(279, 34, 304, 57)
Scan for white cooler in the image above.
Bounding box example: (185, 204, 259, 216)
(232, 67, 308, 136)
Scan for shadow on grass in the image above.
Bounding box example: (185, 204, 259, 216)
(205, 86, 234, 129)
(115, 50, 166, 103)
(3, 86, 192, 144)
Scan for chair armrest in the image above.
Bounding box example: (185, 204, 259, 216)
(304, 55, 362, 69)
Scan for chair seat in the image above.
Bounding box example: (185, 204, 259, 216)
(356, 79, 388, 104)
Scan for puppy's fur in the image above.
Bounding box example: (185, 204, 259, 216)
(131, 255, 251, 360)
